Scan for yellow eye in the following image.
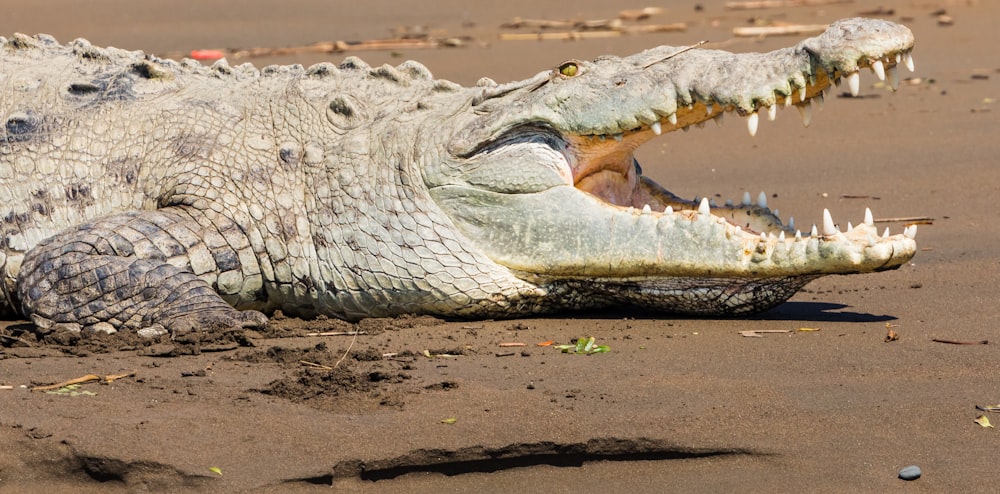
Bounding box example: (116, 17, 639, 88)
(558, 62, 579, 77)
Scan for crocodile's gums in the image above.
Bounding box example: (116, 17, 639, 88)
(0, 18, 916, 336)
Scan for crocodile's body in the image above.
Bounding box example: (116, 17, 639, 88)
(0, 19, 916, 335)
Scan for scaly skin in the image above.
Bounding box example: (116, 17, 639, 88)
(0, 18, 916, 335)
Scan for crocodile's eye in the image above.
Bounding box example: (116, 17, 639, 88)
(558, 62, 579, 77)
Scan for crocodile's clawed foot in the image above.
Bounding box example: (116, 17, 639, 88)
(142, 309, 269, 339)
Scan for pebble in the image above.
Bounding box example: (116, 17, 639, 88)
(898, 465, 922, 481)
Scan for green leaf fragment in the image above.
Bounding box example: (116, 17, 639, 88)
(441, 417, 457, 424)
(209, 467, 223, 476)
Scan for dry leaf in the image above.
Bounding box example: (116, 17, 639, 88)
(797, 327, 820, 332)
(885, 330, 899, 342)
(974, 415, 994, 428)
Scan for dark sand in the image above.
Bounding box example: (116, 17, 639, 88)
(1, 1, 998, 492)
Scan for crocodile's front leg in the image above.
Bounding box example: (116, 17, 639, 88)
(15, 208, 267, 337)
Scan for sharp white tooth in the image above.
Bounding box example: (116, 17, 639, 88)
(864, 208, 874, 226)
(872, 60, 886, 81)
(725, 199, 734, 207)
(904, 224, 918, 239)
(757, 191, 767, 208)
(904, 52, 915, 72)
(847, 71, 860, 97)
(709, 198, 718, 207)
(742, 191, 752, 206)
(847, 221, 854, 232)
(642, 204, 652, 214)
(814, 91, 824, 111)
(784, 94, 792, 107)
(598, 135, 606, 142)
(713, 112, 724, 127)
(773, 208, 779, 219)
(867, 233, 876, 246)
(799, 86, 807, 102)
(668, 113, 677, 125)
(779, 231, 786, 242)
(651, 121, 662, 135)
(614, 133, 623, 142)
(767, 104, 777, 121)
(760, 232, 767, 241)
(810, 225, 818, 237)
(687, 104, 693, 111)
(822, 209, 837, 235)
(706, 103, 713, 114)
(797, 102, 812, 127)
(882, 227, 890, 238)
(698, 197, 711, 215)
(788, 216, 795, 230)
(747, 112, 759, 137)
(665, 206, 674, 214)
(795, 230, 802, 241)
(895, 53, 902, 64)
(735, 226, 743, 234)
(887, 65, 899, 91)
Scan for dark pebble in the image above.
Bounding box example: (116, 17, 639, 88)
(899, 465, 922, 481)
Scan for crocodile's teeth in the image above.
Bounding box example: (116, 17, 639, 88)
(864, 208, 874, 226)
(709, 198, 718, 207)
(747, 112, 759, 137)
(665, 206, 674, 214)
(642, 204, 652, 214)
(822, 209, 837, 235)
(847, 221, 854, 232)
(767, 104, 777, 121)
(795, 230, 802, 241)
(698, 197, 711, 215)
(757, 191, 767, 208)
(797, 102, 812, 127)
(799, 86, 807, 102)
(760, 232, 767, 241)
(725, 199, 734, 207)
(895, 53, 902, 64)
(784, 94, 792, 107)
(713, 112, 724, 127)
(651, 121, 662, 135)
(787, 216, 795, 230)
(847, 72, 861, 97)
(867, 233, 877, 246)
(773, 208, 779, 219)
(668, 113, 678, 125)
(887, 65, 899, 91)
(706, 103, 713, 114)
(904, 52, 915, 72)
(614, 133, 623, 142)
(904, 224, 918, 239)
(741, 191, 752, 206)
(882, 227, 890, 238)
(814, 91, 824, 111)
(871, 60, 886, 81)
(810, 225, 818, 237)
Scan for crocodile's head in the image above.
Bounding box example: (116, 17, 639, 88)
(426, 18, 917, 315)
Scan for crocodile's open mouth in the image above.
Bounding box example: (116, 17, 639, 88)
(430, 18, 918, 315)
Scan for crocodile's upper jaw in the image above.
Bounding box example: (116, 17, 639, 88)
(428, 18, 917, 315)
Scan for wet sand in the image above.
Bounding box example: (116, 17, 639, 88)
(1, 1, 999, 491)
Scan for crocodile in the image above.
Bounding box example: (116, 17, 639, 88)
(0, 18, 916, 336)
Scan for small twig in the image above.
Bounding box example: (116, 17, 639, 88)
(299, 360, 333, 370)
(932, 339, 988, 345)
(333, 330, 359, 369)
(642, 41, 707, 68)
(0, 385, 14, 390)
(495, 352, 517, 357)
(499, 342, 527, 347)
(739, 329, 791, 338)
(725, 0, 852, 10)
(304, 331, 365, 337)
(31, 374, 101, 392)
(873, 216, 935, 224)
(499, 31, 623, 41)
(733, 24, 829, 37)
